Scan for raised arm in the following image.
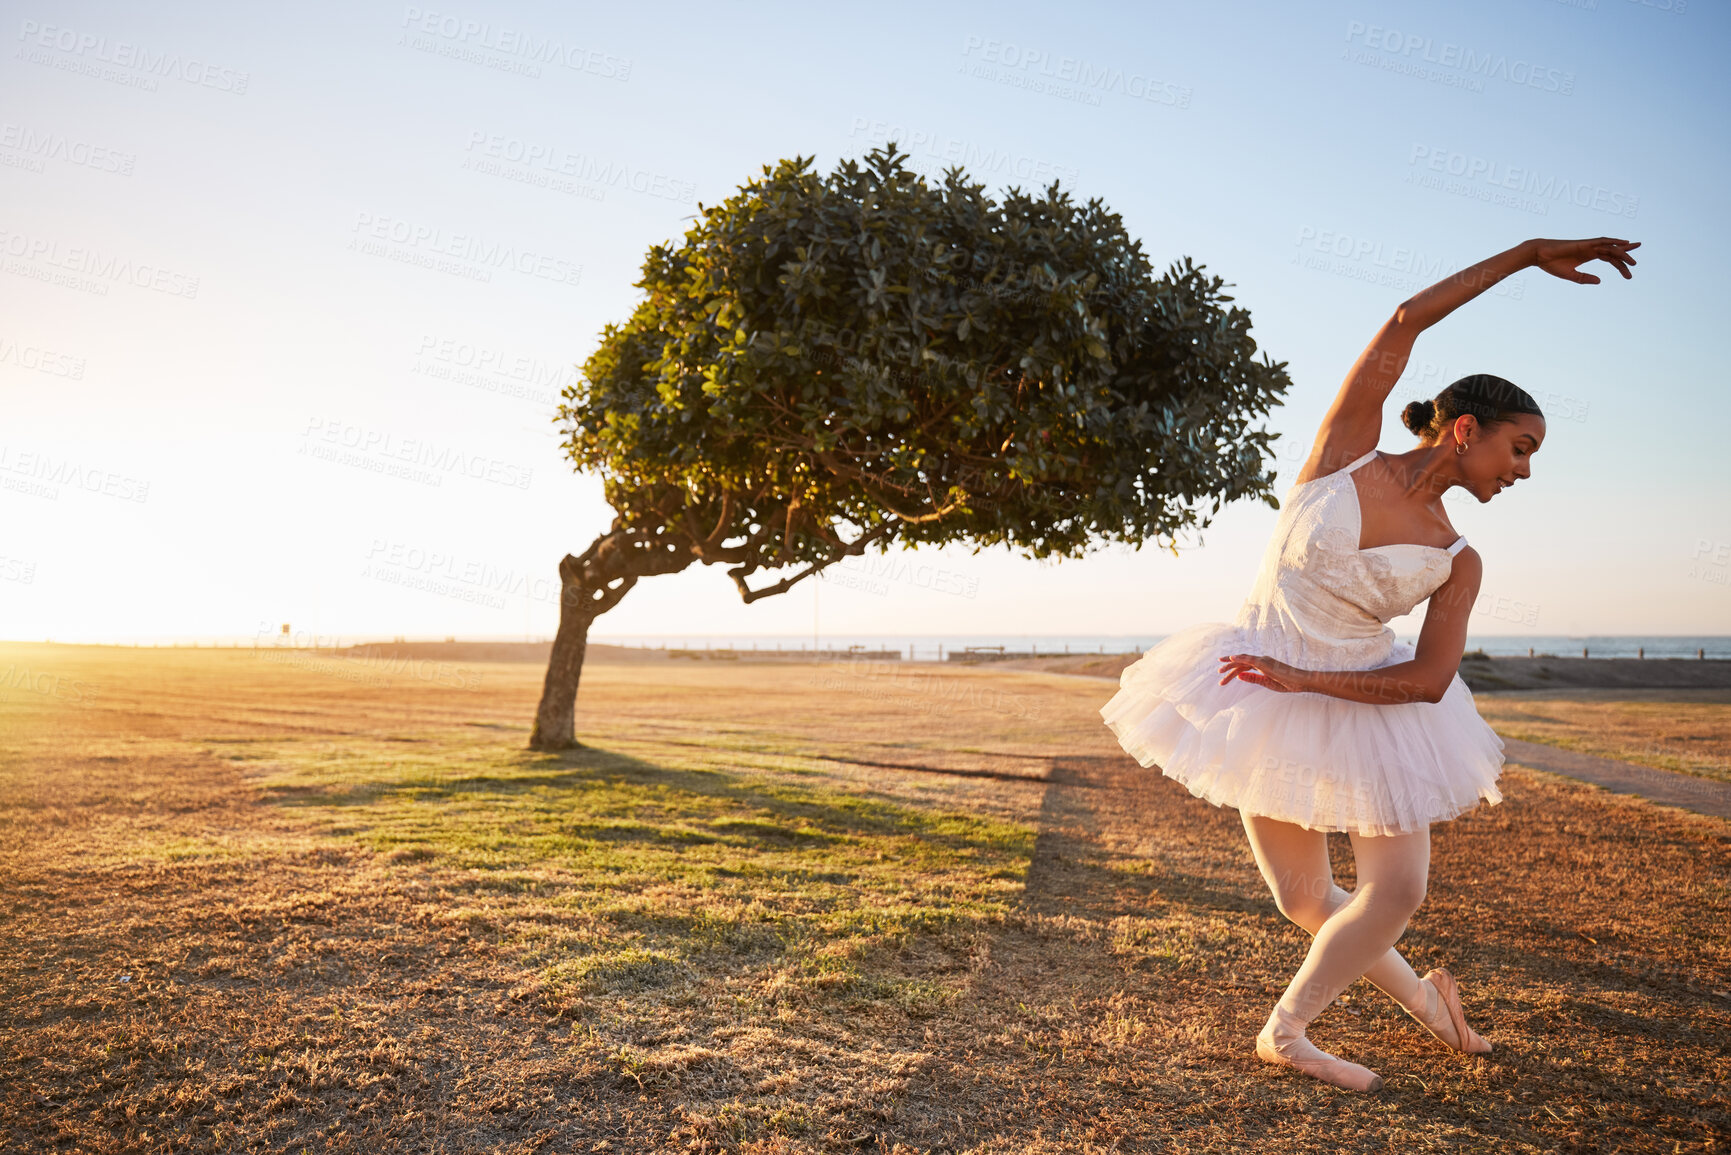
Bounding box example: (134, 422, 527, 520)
(1293, 236, 1639, 486)
(1294, 240, 1539, 485)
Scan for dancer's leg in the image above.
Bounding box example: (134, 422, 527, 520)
(1273, 823, 1430, 1023)
(1238, 811, 1412, 1089)
(1239, 812, 1428, 1015)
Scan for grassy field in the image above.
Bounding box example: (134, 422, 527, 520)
(1475, 688, 1731, 786)
(2, 643, 1728, 1153)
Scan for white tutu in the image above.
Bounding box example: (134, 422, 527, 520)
(1100, 449, 1507, 837)
(1100, 621, 1505, 837)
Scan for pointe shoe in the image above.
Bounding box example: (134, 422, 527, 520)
(1255, 1006, 1385, 1092)
(1416, 968, 1493, 1055)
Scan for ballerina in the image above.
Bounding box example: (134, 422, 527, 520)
(1100, 235, 1640, 1091)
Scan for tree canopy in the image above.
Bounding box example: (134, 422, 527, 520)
(555, 144, 1291, 607)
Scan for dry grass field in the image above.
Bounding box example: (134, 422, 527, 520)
(1, 642, 1728, 1153)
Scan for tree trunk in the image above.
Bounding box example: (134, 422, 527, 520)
(527, 522, 698, 750)
(528, 505, 871, 748)
(529, 560, 596, 751)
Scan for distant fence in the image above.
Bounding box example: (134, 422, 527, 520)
(666, 647, 902, 662)
(605, 641, 1147, 662)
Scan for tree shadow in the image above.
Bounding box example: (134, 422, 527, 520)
(1019, 753, 1266, 923)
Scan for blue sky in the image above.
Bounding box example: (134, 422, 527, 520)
(3, 0, 1725, 645)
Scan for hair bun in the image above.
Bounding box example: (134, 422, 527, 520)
(1401, 399, 1436, 436)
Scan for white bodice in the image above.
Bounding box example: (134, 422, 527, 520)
(1233, 450, 1466, 670)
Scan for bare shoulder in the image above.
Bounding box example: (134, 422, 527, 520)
(1424, 545, 1482, 618)
(1292, 440, 1377, 486)
(1448, 545, 1484, 585)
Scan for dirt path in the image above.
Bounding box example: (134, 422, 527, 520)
(1500, 737, 1731, 821)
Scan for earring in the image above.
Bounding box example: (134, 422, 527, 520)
(1456, 441, 1468, 455)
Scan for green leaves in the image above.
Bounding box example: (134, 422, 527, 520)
(555, 143, 1292, 574)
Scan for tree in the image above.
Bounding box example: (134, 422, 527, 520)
(528, 145, 1291, 750)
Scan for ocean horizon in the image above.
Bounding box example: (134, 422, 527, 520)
(587, 633, 1731, 661)
(48, 632, 1726, 661)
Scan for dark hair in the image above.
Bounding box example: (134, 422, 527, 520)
(1401, 373, 1543, 440)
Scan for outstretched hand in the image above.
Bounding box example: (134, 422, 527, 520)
(1218, 653, 1308, 693)
(1532, 237, 1640, 284)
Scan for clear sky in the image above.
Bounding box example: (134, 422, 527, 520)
(3, 0, 1726, 645)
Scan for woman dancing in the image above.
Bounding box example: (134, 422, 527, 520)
(1099, 235, 1640, 1091)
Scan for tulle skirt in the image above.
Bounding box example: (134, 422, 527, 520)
(1099, 621, 1505, 836)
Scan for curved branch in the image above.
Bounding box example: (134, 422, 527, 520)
(814, 455, 972, 522)
(706, 491, 736, 548)
(727, 520, 901, 604)
(578, 571, 640, 616)
(565, 519, 697, 594)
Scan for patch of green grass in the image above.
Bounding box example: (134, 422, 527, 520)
(545, 948, 695, 995)
(881, 977, 957, 1019)
(151, 834, 252, 862)
(243, 727, 1034, 1021)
